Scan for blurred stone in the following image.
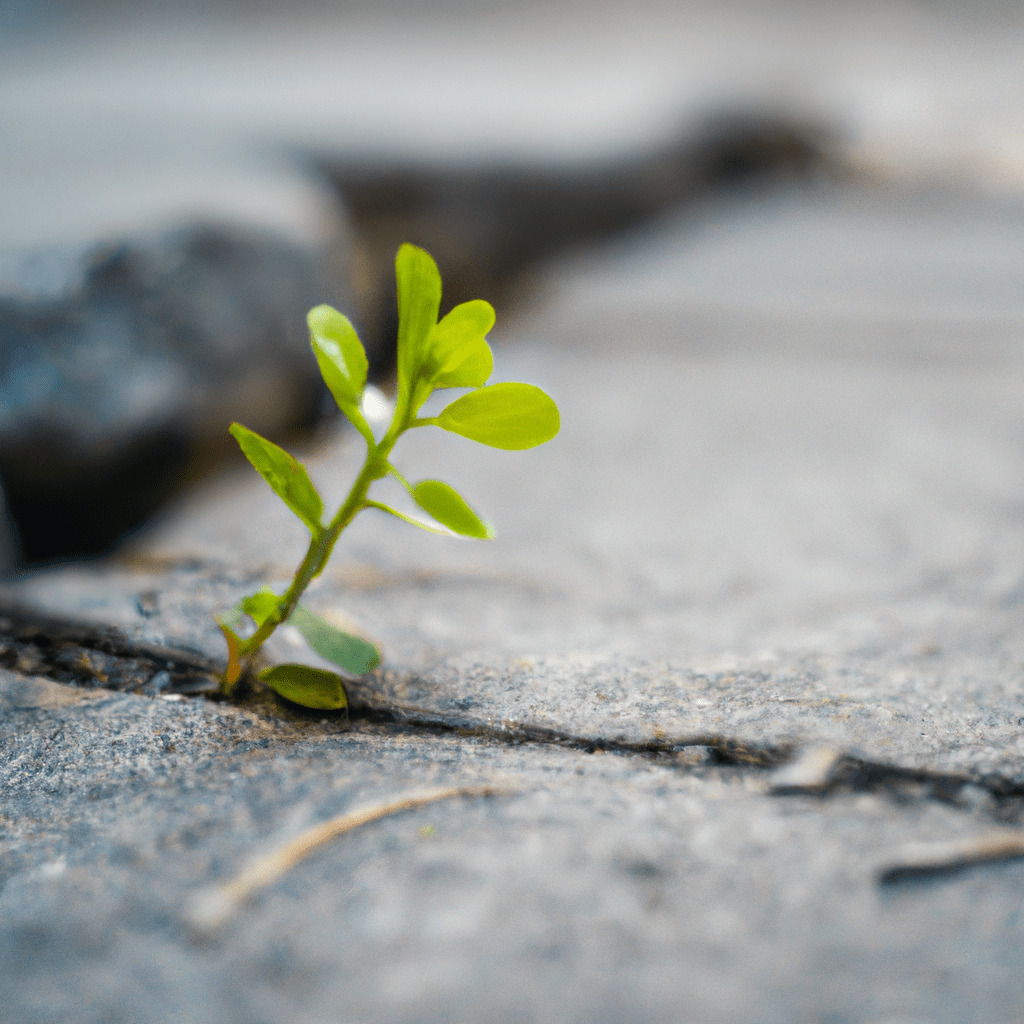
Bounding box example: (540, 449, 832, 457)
(0, 83, 359, 564)
(325, 112, 833, 375)
(0, 7, 367, 566)
(0, 223, 348, 563)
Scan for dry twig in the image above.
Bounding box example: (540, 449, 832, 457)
(185, 783, 513, 939)
(877, 830, 1024, 884)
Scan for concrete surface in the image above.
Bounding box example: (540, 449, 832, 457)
(6, 1, 1024, 1019)
(4, 180, 1024, 1021)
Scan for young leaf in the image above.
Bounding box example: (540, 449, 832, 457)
(242, 587, 280, 630)
(433, 345, 492, 391)
(434, 382, 560, 449)
(230, 423, 324, 535)
(433, 345, 492, 392)
(307, 305, 367, 400)
(258, 663, 348, 710)
(307, 305, 373, 443)
(395, 244, 442, 398)
(424, 300, 495, 390)
(288, 603, 380, 675)
(412, 479, 493, 539)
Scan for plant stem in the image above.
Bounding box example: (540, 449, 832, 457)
(229, 413, 407, 683)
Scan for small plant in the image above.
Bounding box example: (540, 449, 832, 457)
(217, 244, 560, 709)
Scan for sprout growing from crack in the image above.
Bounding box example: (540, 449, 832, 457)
(217, 244, 560, 709)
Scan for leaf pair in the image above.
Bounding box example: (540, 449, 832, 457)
(396, 245, 495, 410)
(224, 587, 380, 709)
(395, 245, 560, 452)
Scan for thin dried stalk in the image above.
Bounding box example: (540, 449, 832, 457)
(878, 830, 1024, 884)
(186, 783, 513, 939)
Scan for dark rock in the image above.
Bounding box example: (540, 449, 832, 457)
(0, 107, 832, 567)
(0, 483, 19, 575)
(0, 223, 346, 564)
(323, 112, 835, 376)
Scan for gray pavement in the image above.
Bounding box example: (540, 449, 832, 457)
(4, 180, 1024, 1021)
(6, 2, 1024, 1020)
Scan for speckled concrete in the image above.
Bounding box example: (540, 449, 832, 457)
(3, 669, 1024, 1024)
(4, 180, 1024, 1021)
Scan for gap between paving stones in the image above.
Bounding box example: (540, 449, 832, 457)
(4, 601, 1024, 822)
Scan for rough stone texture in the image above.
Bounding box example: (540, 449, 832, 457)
(4, 181, 1024, 1020)
(2, 670, 1023, 1024)
(6, 1, 1024, 1017)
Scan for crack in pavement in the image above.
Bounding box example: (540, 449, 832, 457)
(4, 607, 1024, 830)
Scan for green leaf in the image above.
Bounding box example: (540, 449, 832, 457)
(412, 479, 493, 539)
(307, 305, 373, 443)
(433, 345, 492, 391)
(364, 500, 452, 535)
(424, 300, 495, 390)
(434, 382, 560, 450)
(307, 305, 368, 401)
(230, 423, 324, 535)
(242, 587, 280, 630)
(395, 244, 442, 399)
(288, 603, 380, 675)
(258, 663, 348, 710)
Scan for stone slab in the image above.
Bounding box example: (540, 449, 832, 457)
(6, 182, 1024, 777)
(5, 182, 1024, 1020)
(2, 670, 1024, 1024)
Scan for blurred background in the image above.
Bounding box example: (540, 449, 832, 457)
(2, 0, 1024, 569)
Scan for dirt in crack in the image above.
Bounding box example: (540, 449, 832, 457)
(4, 608, 1024, 824)
(0, 609, 220, 696)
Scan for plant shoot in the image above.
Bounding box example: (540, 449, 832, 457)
(218, 244, 560, 709)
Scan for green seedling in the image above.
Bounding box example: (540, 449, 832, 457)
(217, 243, 560, 709)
